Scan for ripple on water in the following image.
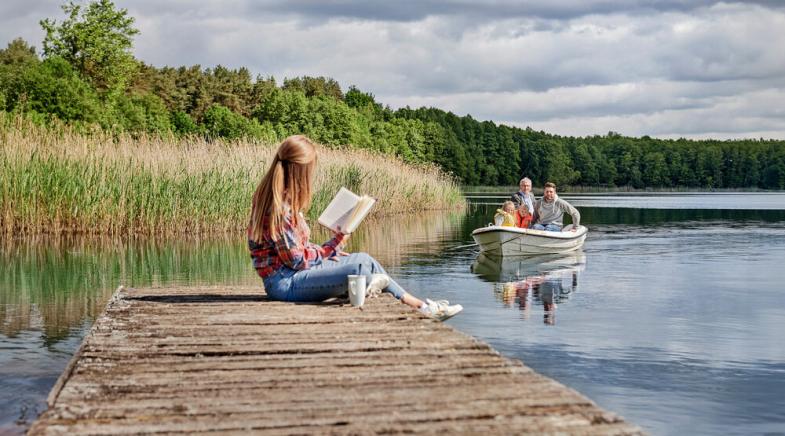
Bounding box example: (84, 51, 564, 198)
(2, 197, 785, 435)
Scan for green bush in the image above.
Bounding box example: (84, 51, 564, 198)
(304, 95, 363, 146)
(0, 38, 39, 111)
(112, 93, 173, 134)
(203, 104, 275, 141)
(253, 88, 309, 137)
(171, 110, 199, 135)
(344, 85, 387, 122)
(17, 56, 101, 123)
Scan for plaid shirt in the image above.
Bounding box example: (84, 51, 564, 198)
(248, 212, 344, 279)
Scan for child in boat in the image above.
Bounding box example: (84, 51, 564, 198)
(516, 203, 533, 228)
(494, 201, 517, 227)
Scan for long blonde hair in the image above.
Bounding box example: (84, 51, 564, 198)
(249, 135, 317, 241)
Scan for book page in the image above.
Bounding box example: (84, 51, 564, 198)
(317, 187, 360, 233)
(344, 195, 376, 233)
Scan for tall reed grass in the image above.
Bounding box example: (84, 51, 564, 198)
(0, 112, 465, 236)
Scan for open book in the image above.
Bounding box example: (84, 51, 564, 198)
(317, 187, 376, 233)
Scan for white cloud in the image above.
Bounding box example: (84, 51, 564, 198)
(2, 0, 784, 139)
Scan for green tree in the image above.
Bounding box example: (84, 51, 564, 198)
(516, 128, 548, 185)
(253, 88, 309, 137)
(540, 138, 579, 186)
(0, 38, 40, 111)
(249, 75, 277, 111)
(112, 93, 173, 134)
(344, 86, 376, 108)
(696, 144, 723, 188)
(569, 141, 598, 186)
(16, 56, 101, 123)
(207, 65, 255, 116)
(739, 149, 761, 187)
(40, 0, 139, 96)
(391, 118, 427, 162)
(641, 151, 668, 187)
(345, 86, 387, 121)
(761, 146, 785, 189)
(283, 76, 343, 100)
(171, 111, 199, 135)
(203, 104, 275, 141)
(0, 38, 38, 66)
(304, 95, 364, 146)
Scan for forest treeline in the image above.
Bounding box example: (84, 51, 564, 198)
(1, 0, 783, 189)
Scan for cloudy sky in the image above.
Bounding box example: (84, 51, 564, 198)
(2, 0, 784, 139)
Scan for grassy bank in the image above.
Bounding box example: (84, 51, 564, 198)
(0, 113, 464, 236)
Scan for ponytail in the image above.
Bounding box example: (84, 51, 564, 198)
(249, 136, 317, 241)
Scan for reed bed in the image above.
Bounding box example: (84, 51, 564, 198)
(0, 113, 464, 236)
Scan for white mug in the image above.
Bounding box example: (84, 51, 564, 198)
(347, 275, 366, 307)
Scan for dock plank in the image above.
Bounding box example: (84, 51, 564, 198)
(29, 285, 643, 435)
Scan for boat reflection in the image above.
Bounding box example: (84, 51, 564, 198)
(471, 251, 586, 325)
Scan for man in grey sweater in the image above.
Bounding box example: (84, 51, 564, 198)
(532, 182, 580, 232)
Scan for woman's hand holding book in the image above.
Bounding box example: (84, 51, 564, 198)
(328, 226, 351, 261)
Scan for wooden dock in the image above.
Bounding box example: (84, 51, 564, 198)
(30, 285, 643, 435)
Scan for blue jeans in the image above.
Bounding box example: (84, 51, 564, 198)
(532, 223, 562, 232)
(262, 252, 406, 302)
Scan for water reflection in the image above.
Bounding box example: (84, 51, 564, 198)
(0, 235, 254, 343)
(471, 251, 586, 282)
(0, 209, 465, 343)
(320, 209, 466, 267)
(471, 252, 585, 325)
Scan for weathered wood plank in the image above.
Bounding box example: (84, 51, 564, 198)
(29, 285, 644, 435)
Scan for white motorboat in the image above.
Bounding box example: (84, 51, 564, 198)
(471, 224, 587, 256)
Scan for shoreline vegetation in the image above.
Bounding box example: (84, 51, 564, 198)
(0, 112, 464, 236)
(463, 185, 782, 194)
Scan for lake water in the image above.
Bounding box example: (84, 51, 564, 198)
(2, 193, 785, 435)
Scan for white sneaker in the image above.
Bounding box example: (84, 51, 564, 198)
(365, 274, 390, 297)
(422, 299, 463, 321)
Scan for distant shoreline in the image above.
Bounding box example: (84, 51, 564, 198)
(463, 185, 781, 194)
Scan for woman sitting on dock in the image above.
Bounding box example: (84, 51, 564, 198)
(247, 135, 463, 321)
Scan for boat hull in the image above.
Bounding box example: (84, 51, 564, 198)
(471, 225, 587, 256)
